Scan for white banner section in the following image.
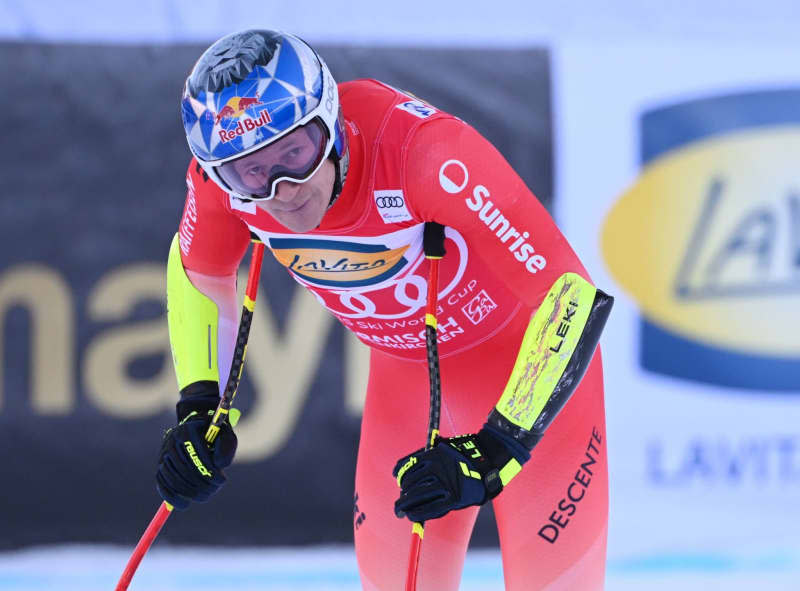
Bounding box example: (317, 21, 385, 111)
(555, 40, 800, 569)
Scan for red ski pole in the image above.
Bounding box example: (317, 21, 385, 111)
(115, 502, 173, 590)
(404, 223, 446, 591)
(115, 239, 265, 591)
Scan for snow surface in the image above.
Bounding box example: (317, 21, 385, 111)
(1, 545, 799, 590)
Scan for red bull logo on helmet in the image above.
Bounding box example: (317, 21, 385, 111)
(214, 95, 271, 143)
(214, 95, 266, 124)
(218, 111, 272, 143)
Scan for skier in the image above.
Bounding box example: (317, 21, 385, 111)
(156, 29, 612, 590)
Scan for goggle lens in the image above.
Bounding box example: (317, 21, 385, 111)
(217, 119, 328, 200)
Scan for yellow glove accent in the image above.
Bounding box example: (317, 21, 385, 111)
(396, 455, 418, 487)
(498, 459, 522, 486)
(166, 233, 220, 390)
(459, 461, 482, 480)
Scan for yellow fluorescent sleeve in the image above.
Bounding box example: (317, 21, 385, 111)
(166, 233, 220, 391)
(495, 273, 597, 431)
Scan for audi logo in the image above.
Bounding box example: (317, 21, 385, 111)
(375, 196, 405, 208)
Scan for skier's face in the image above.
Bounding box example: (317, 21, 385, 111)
(256, 158, 335, 232)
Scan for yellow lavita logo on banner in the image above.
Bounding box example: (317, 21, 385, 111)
(602, 125, 800, 359)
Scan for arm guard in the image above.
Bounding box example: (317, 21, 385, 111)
(166, 233, 220, 392)
(487, 272, 613, 486)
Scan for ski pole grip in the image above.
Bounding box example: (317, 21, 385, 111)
(423, 222, 446, 258)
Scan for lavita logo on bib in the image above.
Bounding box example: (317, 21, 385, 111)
(602, 89, 800, 391)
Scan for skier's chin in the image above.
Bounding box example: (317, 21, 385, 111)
(263, 191, 327, 232)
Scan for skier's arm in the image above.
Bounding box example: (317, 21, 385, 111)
(166, 234, 240, 397)
(482, 272, 612, 485)
(394, 272, 612, 521)
(169, 161, 251, 398)
(394, 118, 613, 522)
(156, 161, 250, 510)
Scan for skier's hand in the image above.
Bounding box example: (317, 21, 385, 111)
(155, 386, 237, 511)
(392, 427, 528, 522)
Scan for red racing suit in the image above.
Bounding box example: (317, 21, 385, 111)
(177, 79, 608, 590)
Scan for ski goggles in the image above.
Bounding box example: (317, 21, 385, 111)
(217, 118, 329, 201)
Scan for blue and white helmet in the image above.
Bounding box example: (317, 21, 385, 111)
(181, 30, 348, 202)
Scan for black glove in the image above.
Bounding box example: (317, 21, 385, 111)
(155, 383, 237, 511)
(393, 425, 530, 522)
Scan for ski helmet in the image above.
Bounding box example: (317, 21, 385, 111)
(181, 30, 348, 202)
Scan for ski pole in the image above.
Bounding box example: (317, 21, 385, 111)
(404, 222, 446, 591)
(116, 239, 265, 591)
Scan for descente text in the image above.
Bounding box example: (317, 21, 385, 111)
(538, 427, 603, 544)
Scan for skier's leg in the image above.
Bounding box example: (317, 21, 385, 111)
(353, 348, 480, 591)
(354, 306, 536, 590)
(493, 351, 608, 590)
